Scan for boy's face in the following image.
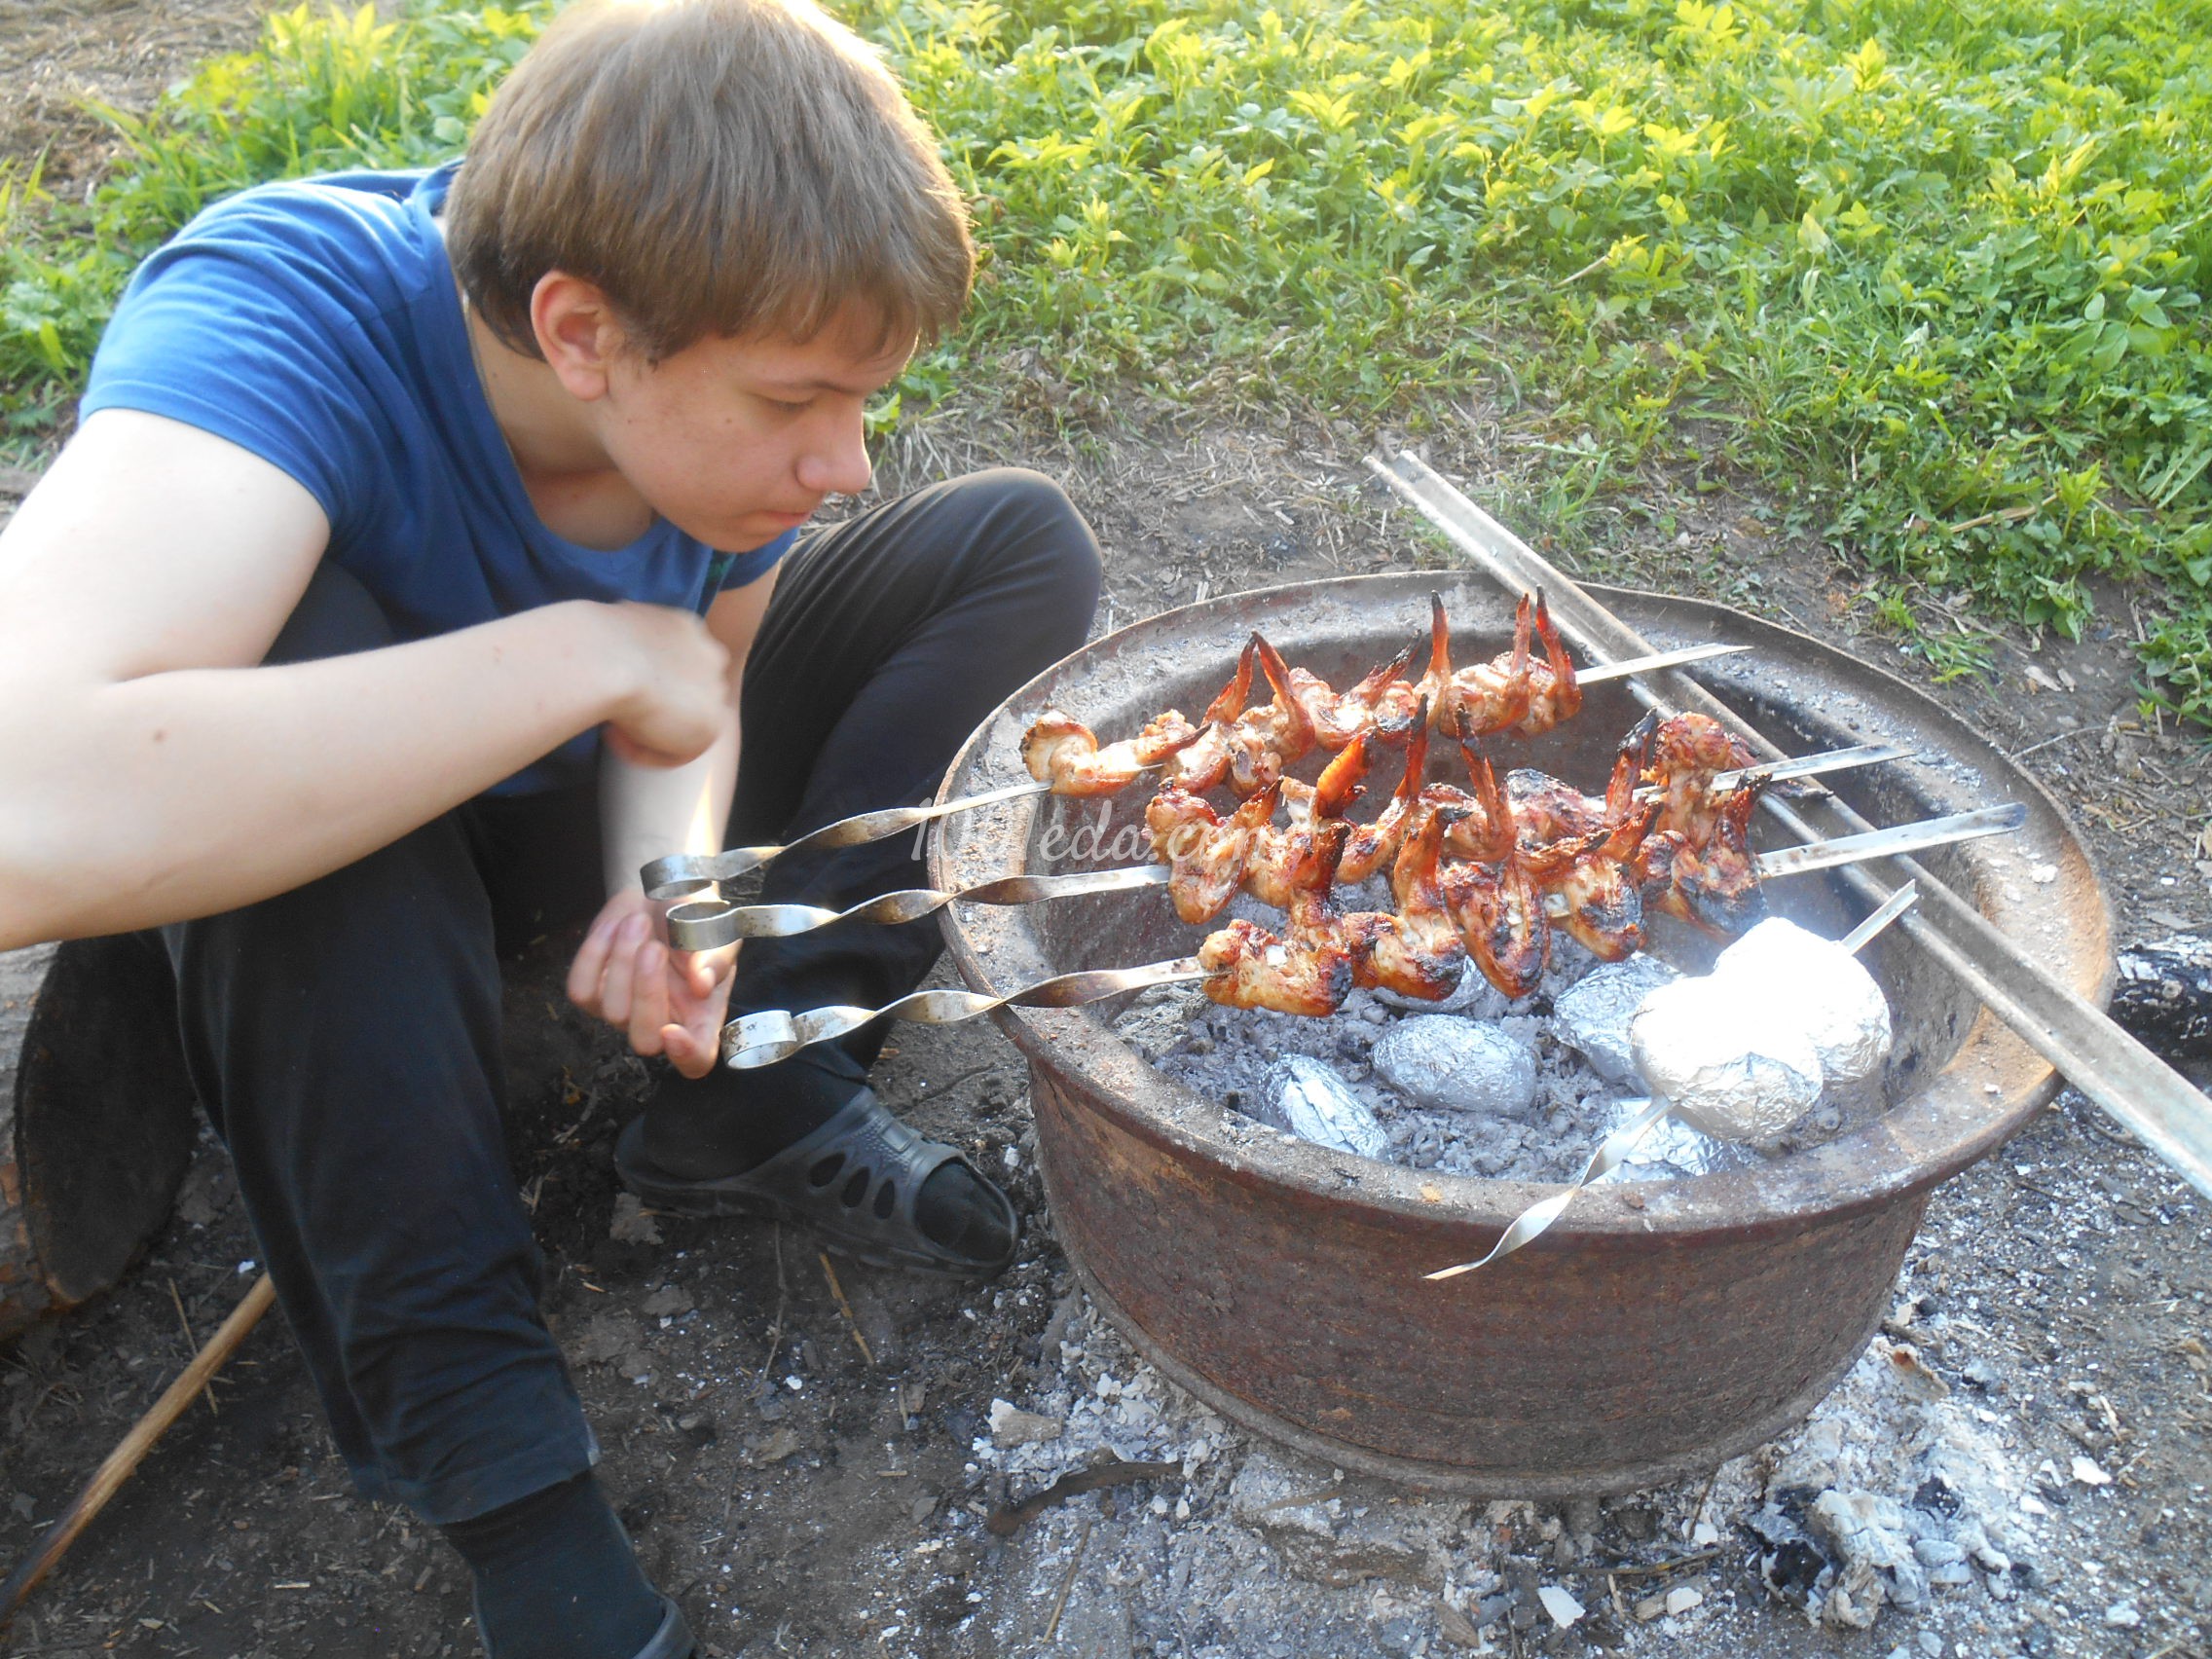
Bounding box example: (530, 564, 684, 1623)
(582, 301, 912, 552)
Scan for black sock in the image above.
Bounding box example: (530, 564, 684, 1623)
(644, 1053, 1014, 1266)
(913, 1160, 1014, 1262)
(439, 1472, 664, 1659)
(642, 1049, 862, 1178)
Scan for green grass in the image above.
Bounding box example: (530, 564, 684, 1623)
(6, 0, 2212, 721)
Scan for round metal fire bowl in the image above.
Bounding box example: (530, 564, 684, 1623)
(930, 574, 2110, 1495)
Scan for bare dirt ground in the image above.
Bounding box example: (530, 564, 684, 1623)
(0, 0, 276, 188)
(1, 6, 2209, 1658)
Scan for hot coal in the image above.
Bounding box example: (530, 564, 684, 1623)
(1117, 918, 1885, 1179)
(1116, 946, 1742, 1183)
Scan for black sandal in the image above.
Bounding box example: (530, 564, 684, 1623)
(613, 1090, 1017, 1279)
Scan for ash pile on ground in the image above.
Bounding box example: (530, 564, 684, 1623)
(1113, 926, 1859, 1181)
(955, 1134, 2212, 1658)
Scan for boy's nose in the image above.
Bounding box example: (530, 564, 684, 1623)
(795, 416, 872, 498)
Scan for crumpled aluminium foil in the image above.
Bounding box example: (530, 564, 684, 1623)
(1257, 1054, 1390, 1160)
(1630, 976, 1825, 1144)
(1551, 954, 1684, 1084)
(1592, 1095, 1757, 1180)
(1715, 917, 1894, 1086)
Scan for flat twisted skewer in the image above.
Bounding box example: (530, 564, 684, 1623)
(720, 958, 1206, 1070)
(660, 741, 1938, 948)
(665, 866, 1171, 951)
(641, 778, 1053, 903)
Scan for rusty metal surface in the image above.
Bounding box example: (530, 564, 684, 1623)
(929, 574, 2108, 1493)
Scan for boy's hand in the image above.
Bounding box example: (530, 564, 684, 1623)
(602, 602, 735, 768)
(567, 887, 737, 1078)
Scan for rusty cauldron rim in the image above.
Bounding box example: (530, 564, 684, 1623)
(929, 574, 2112, 1250)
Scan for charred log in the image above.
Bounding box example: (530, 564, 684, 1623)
(2112, 934, 2212, 1061)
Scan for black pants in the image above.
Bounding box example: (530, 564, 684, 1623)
(158, 470, 1098, 1523)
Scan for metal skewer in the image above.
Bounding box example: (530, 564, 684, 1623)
(1714, 742, 1913, 791)
(720, 958, 1206, 1070)
(1575, 642, 1749, 682)
(1752, 804, 2025, 879)
(665, 865, 1171, 951)
(713, 811, 2011, 1064)
(1370, 450, 2212, 1202)
(642, 777, 1054, 902)
(1426, 883, 1922, 1281)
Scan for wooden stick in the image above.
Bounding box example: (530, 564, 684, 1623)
(1, 1273, 276, 1625)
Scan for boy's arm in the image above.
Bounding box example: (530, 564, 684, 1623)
(596, 568, 780, 895)
(0, 410, 731, 950)
(571, 570, 780, 1079)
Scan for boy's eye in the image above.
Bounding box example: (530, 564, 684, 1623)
(767, 396, 813, 416)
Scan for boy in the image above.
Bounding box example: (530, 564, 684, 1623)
(0, 1, 1100, 1653)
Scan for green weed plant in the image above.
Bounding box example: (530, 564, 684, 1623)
(4, 0, 2209, 720)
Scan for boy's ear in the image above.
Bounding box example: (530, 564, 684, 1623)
(530, 272, 632, 400)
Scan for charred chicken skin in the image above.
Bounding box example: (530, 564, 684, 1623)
(1527, 800, 1661, 962)
(1022, 708, 1204, 795)
(1635, 778, 1769, 937)
(1434, 750, 1552, 997)
(1505, 741, 1640, 845)
(1352, 803, 1470, 1000)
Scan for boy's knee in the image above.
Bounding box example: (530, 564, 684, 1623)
(970, 466, 1102, 618)
(264, 561, 398, 667)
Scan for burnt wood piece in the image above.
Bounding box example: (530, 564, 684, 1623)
(2113, 935, 2212, 1060)
(1, 938, 198, 1343)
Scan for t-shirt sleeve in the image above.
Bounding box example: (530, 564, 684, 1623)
(704, 529, 796, 599)
(80, 201, 387, 535)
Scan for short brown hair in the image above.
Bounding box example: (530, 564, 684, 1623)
(445, 0, 973, 361)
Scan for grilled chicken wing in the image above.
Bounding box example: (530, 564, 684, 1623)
(1146, 781, 1281, 925)
(1633, 710, 1759, 846)
(1310, 711, 1431, 884)
(1528, 799, 1660, 961)
(1356, 803, 1470, 999)
(1283, 636, 1426, 750)
(1512, 592, 1582, 736)
(1442, 592, 1535, 738)
(1022, 708, 1203, 795)
(1198, 823, 1356, 1015)
(1636, 778, 1769, 937)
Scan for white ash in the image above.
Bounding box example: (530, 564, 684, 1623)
(964, 1261, 2056, 1656)
(1116, 948, 1654, 1183)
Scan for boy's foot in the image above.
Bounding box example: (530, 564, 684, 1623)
(614, 1089, 1017, 1278)
(441, 1471, 692, 1659)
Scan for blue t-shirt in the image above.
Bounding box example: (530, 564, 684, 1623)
(81, 162, 792, 793)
